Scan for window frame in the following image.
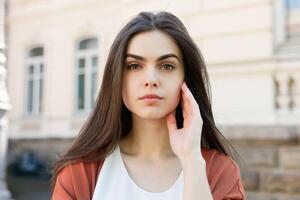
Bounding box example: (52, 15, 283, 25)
(274, 0, 300, 58)
(74, 37, 99, 114)
(24, 47, 44, 117)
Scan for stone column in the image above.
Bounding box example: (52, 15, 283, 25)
(275, 72, 290, 113)
(0, 0, 12, 199)
(291, 73, 300, 114)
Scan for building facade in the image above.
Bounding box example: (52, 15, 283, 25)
(6, 0, 300, 199)
(0, 0, 12, 199)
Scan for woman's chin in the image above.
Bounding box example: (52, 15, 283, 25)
(137, 110, 175, 120)
(141, 114, 165, 120)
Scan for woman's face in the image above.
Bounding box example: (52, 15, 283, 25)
(122, 30, 185, 119)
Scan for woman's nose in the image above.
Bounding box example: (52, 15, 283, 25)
(144, 68, 158, 88)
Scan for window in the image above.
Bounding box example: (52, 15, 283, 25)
(25, 47, 44, 116)
(274, 0, 300, 57)
(75, 37, 98, 112)
(285, 0, 300, 40)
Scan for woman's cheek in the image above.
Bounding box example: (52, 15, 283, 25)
(167, 87, 182, 111)
(122, 85, 132, 110)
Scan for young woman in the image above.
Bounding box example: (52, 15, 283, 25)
(51, 11, 246, 200)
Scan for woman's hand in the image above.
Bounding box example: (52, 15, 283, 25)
(166, 81, 204, 163)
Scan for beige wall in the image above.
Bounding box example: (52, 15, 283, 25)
(6, 0, 300, 139)
(6, 1, 300, 199)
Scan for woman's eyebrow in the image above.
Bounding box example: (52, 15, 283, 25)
(126, 53, 181, 63)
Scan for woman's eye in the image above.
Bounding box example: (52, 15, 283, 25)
(127, 63, 175, 70)
(161, 64, 175, 70)
(127, 64, 140, 70)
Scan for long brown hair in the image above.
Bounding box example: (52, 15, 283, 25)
(51, 11, 241, 191)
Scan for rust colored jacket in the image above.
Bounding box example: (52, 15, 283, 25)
(51, 149, 246, 200)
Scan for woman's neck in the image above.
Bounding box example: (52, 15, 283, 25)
(119, 115, 176, 161)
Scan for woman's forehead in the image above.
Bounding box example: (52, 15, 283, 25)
(126, 30, 182, 60)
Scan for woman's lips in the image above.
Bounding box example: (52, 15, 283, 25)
(141, 97, 162, 103)
(139, 94, 163, 103)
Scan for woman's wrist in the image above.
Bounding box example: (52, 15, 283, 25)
(180, 152, 206, 170)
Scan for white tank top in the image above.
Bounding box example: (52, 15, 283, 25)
(92, 145, 183, 200)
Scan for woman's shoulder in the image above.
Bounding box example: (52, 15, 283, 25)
(52, 159, 104, 200)
(59, 159, 104, 183)
(201, 148, 240, 172)
(201, 148, 245, 200)
(200, 148, 242, 187)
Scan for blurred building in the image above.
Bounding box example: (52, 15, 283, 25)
(0, 0, 12, 199)
(5, 0, 300, 199)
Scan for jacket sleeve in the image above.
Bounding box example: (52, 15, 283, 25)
(51, 160, 102, 200)
(51, 164, 76, 200)
(222, 177, 246, 200)
(207, 151, 246, 200)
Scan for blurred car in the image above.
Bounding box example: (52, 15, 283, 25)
(11, 150, 48, 176)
